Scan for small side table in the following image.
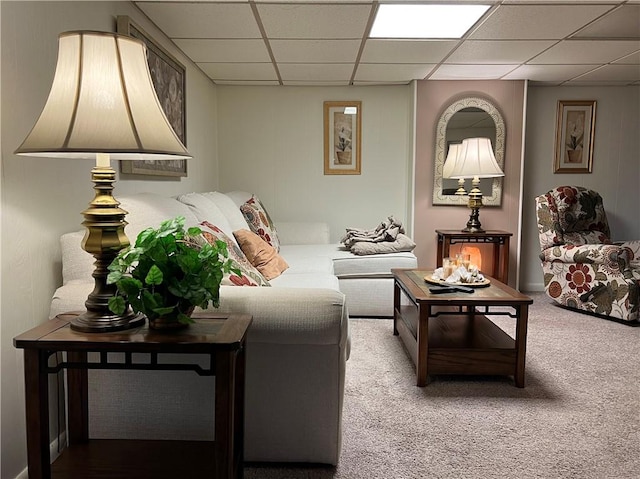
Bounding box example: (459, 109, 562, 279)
(14, 312, 252, 479)
(436, 229, 512, 284)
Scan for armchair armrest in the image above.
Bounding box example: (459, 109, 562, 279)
(540, 243, 633, 269)
(614, 239, 640, 260)
(274, 222, 330, 245)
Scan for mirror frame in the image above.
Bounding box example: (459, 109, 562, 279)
(432, 96, 506, 206)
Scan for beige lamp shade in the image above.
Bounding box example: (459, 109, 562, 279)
(442, 143, 462, 179)
(449, 137, 503, 179)
(15, 31, 191, 161)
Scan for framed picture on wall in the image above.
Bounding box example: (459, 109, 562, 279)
(117, 15, 187, 177)
(324, 101, 362, 175)
(554, 100, 596, 174)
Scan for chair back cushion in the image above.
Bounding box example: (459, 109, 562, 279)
(536, 186, 611, 250)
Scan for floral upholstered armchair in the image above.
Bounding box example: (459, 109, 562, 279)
(535, 186, 640, 323)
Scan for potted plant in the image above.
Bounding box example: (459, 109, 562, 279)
(107, 216, 237, 329)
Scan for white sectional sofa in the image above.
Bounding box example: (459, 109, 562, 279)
(50, 191, 417, 465)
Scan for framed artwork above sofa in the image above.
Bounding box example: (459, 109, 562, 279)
(117, 15, 188, 178)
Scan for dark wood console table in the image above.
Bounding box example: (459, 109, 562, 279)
(436, 229, 512, 284)
(14, 312, 252, 479)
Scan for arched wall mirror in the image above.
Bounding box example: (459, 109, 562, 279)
(432, 96, 506, 206)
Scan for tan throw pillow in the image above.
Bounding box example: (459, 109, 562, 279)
(233, 229, 288, 280)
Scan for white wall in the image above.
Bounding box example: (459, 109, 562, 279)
(1, 3, 218, 478)
(520, 86, 640, 291)
(216, 85, 414, 243)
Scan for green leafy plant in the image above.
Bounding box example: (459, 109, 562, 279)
(107, 216, 237, 325)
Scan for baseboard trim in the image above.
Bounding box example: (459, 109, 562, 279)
(14, 431, 66, 479)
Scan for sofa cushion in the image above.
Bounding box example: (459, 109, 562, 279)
(269, 273, 340, 291)
(280, 244, 418, 276)
(176, 192, 235, 240)
(119, 193, 199, 241)
(202, 192, 249, 232)
(199, 222, 270, 287)
(234, 229, 288, 280)
(240, 195, 281, 252)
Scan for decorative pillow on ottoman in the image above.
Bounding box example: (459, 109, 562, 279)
(199, 221, 270, 287)
(233, 229, 289, 280)
(240, 195, 281, 251)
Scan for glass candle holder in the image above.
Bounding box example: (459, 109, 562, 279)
(442, 257, 455, 279)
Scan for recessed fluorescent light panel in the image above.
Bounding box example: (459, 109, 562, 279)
(370, 4, 491, 39)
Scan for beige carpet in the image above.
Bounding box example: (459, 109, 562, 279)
(245, 292, 640, 478)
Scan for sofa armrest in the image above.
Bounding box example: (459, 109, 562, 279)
(540, 243, 632, 269)
(274, 222, 330, 245)
(50, 281, 349, 350)
(215, 286, 348, 346)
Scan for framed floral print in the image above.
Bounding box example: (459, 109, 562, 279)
(554, 100, 596, 173)
(324, 101, 362, 175)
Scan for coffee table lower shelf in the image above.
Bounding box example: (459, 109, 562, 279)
(395, 305, 517, 379)
(51, 440, 217, 479)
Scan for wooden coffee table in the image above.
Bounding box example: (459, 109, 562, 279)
(392, 269, 533, 387)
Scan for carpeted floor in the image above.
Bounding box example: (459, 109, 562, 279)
(245, 292, 640, 478)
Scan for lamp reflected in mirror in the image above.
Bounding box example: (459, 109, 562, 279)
(449, 138, 504, 233)
(442, 143, 466, 196)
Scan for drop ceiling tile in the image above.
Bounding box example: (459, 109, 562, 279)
(216, 80, 281, 86)
(614, 50, 640, 65)
(446, 40, 555, 64)
(282, 80, 351, 86)
(199, 63, 278, 82)
(429, 64, 516, 80)
(278, 63, 354, 81)
(137, 2, 260, 38)
(355, 63, 435, 82)
(256, 3, 372, 39)
(360, 40, 458, 64)
(270, 40, 361, 63)
(530, 40, 640, 64)
(573, 64, 640, 82)
(502, 64, 603, 82)
(174, 39, 270, 63)
(352, 80, 412, 86)
(573, 4, 640, 39)
(255, 0, 371, 2)
(564, 80, 638, 86)
(469, 4, 613, 40)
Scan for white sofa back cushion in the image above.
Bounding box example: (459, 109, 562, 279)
(224, 190, 253, 208)
(175, 192, 235, 239)
(61, 231, 92, 284)
(119, 193, 199, 240)
(202, 192, 249, 232)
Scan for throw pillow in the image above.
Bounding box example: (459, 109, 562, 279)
(233, 229, 289, 280)
(240, 195, 281, 252)
(199, 221, 270, 287)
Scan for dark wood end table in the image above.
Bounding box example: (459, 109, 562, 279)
(436, 229, 512, 284)
(14, 312, 252, 479)
(392, 269, 532, 387)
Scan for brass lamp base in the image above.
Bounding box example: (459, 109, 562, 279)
(71, 310, 145, 333)
(462, 180, 485, 233)
(70, 164, 146, 333)
(462, 206, 485, 233)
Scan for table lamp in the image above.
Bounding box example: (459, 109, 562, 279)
(14, 31, 192, 332)
(449, 137, 504, 233)
(442, 143, 466, 196)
